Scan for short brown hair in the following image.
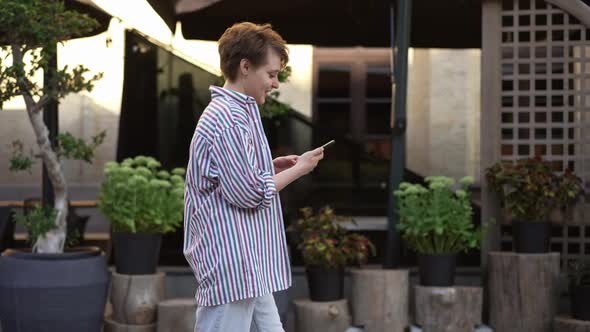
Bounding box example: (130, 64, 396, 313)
(218, 22, 289, 82)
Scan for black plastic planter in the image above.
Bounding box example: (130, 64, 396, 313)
(306, 266, 344, 301)
(418, 253, 456, 286)
(0, 247, 109, 332)
(571, 284, 590, 321)
(0, 207, 15, 252)
(112, 232, 162, 274)
(513, 221, 551, 253)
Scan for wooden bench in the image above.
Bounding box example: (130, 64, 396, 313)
(0, 200, 98, 208)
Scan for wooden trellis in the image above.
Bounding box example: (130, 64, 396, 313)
(482, 0, 590, 267)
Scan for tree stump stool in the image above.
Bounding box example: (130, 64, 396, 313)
(104, 317, 156, 332)
(157, 298, 197, 332)
(488, 252, 559, 332)
(350, 268, 409, 332)
(554, 315, 590, 332)
(110, 272, 166, 325)
(409, 325, 493, 332)
(293, 299, 350, 332)
(414, 286, 483, 332)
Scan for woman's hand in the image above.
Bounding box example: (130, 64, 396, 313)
(294, 147, 324, 175)
(273, 155, 299, 174)
(273, 148, 324, 192)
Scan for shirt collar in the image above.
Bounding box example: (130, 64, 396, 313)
(210, 86, 257, 106)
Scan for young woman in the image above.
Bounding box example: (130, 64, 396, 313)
(183, 22, 324, 332)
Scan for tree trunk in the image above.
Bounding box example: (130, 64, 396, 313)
(293, 299, 351, 332)
(110, 272, 165, 325)
(350, 268, 409, 332)
(554, 315, 590, 332)
(157, 299, 197, 332)
(12, 44, 68, 253)
(414, 286, 483, 332)
(104, 317, 156, 332)
(488, 251, 560, 332)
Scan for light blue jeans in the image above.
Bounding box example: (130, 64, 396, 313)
(194, 294, 285, 332)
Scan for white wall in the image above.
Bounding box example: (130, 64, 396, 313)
(407, 49, 481, 181)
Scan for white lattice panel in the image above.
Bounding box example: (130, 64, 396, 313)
(498, 0, 590, 264)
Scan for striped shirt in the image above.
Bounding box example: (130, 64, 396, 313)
(183, 86, 291, 306)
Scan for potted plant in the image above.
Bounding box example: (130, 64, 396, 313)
(394, 176, 486, 286)
(98, 155, 185, 274)
(0, 1, 109, 331)
(485, 156, 584, 253)
(568, 258, 590, 321)
(290, 206, 375, 301)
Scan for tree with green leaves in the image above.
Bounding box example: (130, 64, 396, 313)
(0, 0, 104, 253)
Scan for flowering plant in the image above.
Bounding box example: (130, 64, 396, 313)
(289, 206, 376, 269)
(485, 156, 584, 222)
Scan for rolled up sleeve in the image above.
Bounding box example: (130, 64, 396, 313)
(212, 125, 276, 209)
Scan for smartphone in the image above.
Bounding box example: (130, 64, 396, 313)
(320, 140, 335, 149)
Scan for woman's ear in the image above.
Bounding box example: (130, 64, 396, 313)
(240, 59, 249, 76)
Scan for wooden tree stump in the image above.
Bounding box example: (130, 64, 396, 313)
(350, 268, 409, 332)
(414, 286, 483, 332)
(293, 299, 351, 332)
(409, 325, 494, 332)
(157, 298, 197, 332)
(554, 315, 590, 332)
(488, 252, 560, 332)
(110, 272, 165, 325)
(104, 317, 156, 332)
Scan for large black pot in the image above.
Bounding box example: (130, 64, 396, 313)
(512, 221, 551, 253)
(0, 247, 109, 332)
(306, 266, 344, 302)
(418, 253, 456, 286)
(571, 284, 590, 321)
(112, 232, 162, 274)
(0, 207, 15, 252)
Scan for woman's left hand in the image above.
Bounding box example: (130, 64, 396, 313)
(273, 155, 299, 174)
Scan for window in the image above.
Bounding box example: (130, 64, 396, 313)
(312, 48, 392, 215)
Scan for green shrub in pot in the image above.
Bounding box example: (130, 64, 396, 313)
(394, 176, 486, 286)
(98, 155, 185, 274)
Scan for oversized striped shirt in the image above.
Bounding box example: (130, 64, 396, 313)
(183, 86, 292, 306)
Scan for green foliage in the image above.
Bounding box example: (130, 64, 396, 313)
(14, 204, 57, 246)
(0, 0, 102, 108)
(8, 131, 106, 173)
(216, 66, 292, 119)
(65, 227, 81, 248)
(0, 0, 99, 46)
(8, 140, 35, 173)
(98, 156, 186, 234)
(57, 130, 106, 162)
(394, 176, 486, 254)
(277, 65, 292, 83)
(259, 66, 292, 119)
(485, 156, 584, 221)
(289, 206, 376, 269)
(14, 203, 81, 248)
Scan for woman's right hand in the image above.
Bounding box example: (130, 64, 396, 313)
(296, 147, 324, 175)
